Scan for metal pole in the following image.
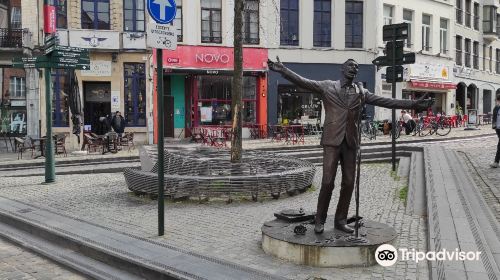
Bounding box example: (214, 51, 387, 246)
(157, 49, 165, 236)
(44, 68, 55, 183)
(391, 36, 397, 172)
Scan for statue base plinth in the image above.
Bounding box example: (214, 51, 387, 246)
(261, 216, 397, 267)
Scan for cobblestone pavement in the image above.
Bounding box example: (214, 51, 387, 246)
(0, 163, 427, 280)
(434, 134, 500, 222)
(0, 236, 87, 280)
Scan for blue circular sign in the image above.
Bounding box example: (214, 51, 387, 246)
(147, 0, 177, 24)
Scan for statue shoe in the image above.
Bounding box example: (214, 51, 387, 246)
(314, 222, 324, 234)
(334, 222, 354, 234)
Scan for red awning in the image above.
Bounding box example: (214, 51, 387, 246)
(410, 81, 456, 90)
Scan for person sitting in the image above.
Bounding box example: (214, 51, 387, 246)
(111, 111, 126, 137)
(400, 110, 416, 135)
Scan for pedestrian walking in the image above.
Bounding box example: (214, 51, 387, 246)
(490, 94, 500, 168)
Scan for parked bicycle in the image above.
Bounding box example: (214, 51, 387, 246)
(418, 115, 452, 136)
(361, 117, 382, 140)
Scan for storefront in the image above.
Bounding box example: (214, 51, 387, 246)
(277, 84, 322, 125)
(153, 46, 268, 140)
(268, 63, 376, 125)
(0, 68, 27, 136)
(402, 64, 455, 116)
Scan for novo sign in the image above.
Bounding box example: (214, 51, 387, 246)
(159, 45, 268, 70)
(195, 53, 230, 64)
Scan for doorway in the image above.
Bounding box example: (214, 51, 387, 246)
(83, 82, 111, 134)
(483, 90, 492, 114)
(163, 76, 174, 138)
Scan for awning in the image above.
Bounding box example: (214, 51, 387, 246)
(409, 80, 456, 90)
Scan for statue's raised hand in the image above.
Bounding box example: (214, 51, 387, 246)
(413, 94, 435, 111)
(267, 56, 285, 72)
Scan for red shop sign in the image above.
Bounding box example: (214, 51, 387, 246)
(410, 81, 456, 90)
(156, 46, 268, 70)
(43, 4, 56, 34)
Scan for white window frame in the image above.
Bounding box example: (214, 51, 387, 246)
(440, 18, 448, 54)
(403, 9, 413, 48)
(9, 77, 25, 98)
(422, 15, 431, 52)
(383, 5, 393, 26)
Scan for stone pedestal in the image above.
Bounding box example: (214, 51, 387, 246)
(261, 216, 397, 267)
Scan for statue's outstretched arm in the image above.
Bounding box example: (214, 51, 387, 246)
(268, 57, 325, 95)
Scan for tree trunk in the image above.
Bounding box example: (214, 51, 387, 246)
(231, 0, 243, 163)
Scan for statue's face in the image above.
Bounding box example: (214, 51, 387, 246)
(342, 60, 359, 79)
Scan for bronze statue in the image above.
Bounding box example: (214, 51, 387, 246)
(268, 57, 432, 234)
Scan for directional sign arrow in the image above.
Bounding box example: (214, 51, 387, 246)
(372, 56, 390, 67)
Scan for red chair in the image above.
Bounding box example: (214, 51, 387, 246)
(461, 115, 468, 126)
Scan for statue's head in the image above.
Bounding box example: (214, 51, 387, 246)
(342, 59, 359, 80)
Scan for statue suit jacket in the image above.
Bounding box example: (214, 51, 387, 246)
(280, 68, 419, 148)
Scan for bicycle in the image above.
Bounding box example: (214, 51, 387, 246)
(419, 116, 452, 136)
(361, 118, 381, 140)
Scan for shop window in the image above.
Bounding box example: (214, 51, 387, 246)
(123, 0, 145, 32)
(171, 0, 182, 41)
(280, 0, 299, 46)
(1, 70, 26, 135)
(55, 0, 67, 29)
(81, 0, 110, 30)
(201, 0, 222, 43)
(124, 63, 146, 127)
(52, 70, 70, 127)
(313, 0, 331, 47)
(243, 0, 259, 45)
(345, 0, 363, 48)
(277, 85, 322, 125)
(196, 76, 257, 126)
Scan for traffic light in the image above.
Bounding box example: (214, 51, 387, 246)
(372, 23, 416, 83)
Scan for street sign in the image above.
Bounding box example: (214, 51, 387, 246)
(386, 66, 404, 83)
(52, 50, 89, 59)
(45, 45, 88, 55)
(147, 21, 177, 50)
(383, 23, 409, 41)
(50, 56, 90, 64)
(147, 0, 177, 24)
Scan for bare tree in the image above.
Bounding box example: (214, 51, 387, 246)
(231, 0, 244, 162)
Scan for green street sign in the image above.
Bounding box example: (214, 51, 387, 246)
(45, 45, 88, 55)
(51, 51, 89, 59)
(51, 57, 90, 64)
(12, 62, 36, 68)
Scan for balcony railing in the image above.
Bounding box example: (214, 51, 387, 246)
(0, 28, 23, 48)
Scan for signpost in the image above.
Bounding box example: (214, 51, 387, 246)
(146, 0, 177, 237)
(372, 23, 416, 172)
(12, 33, 90, 184)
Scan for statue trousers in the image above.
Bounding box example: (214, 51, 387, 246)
(315, 137, 357, 224)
